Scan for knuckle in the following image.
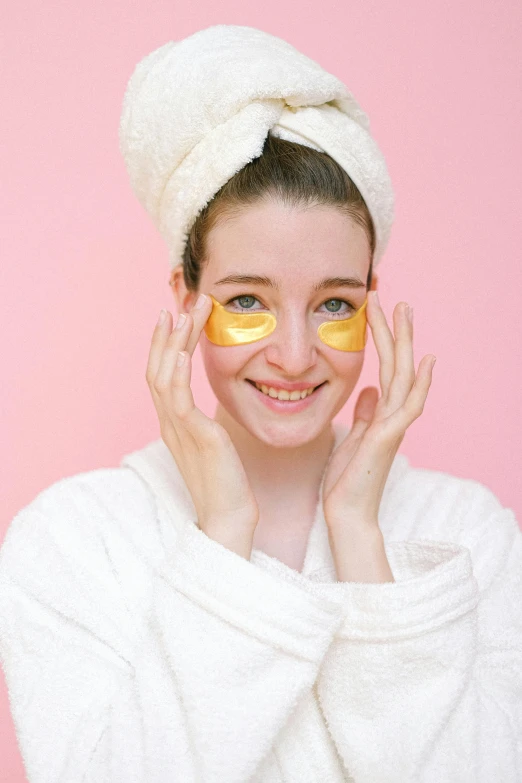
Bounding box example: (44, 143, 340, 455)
(397, 366, 416, 383)
(170, 312, 191, 336)
(165, 331, 180, 347)
(145, 368, 157, 387)
(390, 371, 413, 391)
(176, 398, 192, 418)
(171, 371, 184, 387)
(153, 377, 168, 393)
(174, 403, 190, 422)
(407, 399, 424, 418)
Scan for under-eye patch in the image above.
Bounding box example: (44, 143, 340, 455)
(204, 295, 368, 352)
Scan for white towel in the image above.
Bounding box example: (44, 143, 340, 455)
(1, 425, 522, 781)
(118, 24, 395, 270)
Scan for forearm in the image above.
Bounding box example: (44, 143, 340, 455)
(328, 521, 395, 583)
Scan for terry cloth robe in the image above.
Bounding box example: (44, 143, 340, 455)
(0, 421, 521, 783)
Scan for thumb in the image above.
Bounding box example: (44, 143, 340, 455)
(353, 386, 380, 424)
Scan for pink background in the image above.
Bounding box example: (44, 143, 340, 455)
(1, 1, 521, 778)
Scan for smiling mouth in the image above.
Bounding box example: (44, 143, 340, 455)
(245, 379, 327, 401)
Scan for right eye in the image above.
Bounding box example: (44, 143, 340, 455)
(225, 295, 263, 311)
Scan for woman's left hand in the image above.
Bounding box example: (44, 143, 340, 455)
(322, 293, 436, 534)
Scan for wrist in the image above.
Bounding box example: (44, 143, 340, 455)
(211, 531, 254, 561)
(201, 516, 257, 561)
(328, 523, 395, 583)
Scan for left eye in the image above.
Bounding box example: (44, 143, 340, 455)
(320, 299, 354, 317)
(229, 295, 259, 311)
(225, 295, 354, 319)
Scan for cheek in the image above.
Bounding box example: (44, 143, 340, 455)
(326, 351, 366, 420)
(330, 351, 365, 385)
(200, 340, 253, 393)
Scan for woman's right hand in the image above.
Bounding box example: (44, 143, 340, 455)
(146, 294, 259, 560)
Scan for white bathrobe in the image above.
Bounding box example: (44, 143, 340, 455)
(0, 421, 521, 783)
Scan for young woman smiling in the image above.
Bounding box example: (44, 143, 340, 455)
(157, 144, 435, 579)
(1, 26, 521, 783)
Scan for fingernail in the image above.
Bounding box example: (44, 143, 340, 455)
(157, 309, 166, 326)
(407, 305, 413, 323)
(175, 312, 187, 329)
(194, 293, 207, 310)
(431, 355, 437, 367)
(371, 291, 380, 306)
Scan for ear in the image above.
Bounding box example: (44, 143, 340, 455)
(168, 265, 199, 314)
(369, 273, 379, 293)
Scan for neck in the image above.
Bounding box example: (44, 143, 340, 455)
(213, 403, 337, 504)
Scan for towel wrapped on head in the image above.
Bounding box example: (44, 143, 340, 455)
(118, 24, 395, 270)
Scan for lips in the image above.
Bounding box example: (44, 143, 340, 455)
(246, 380, 325, 392)
(244, 379, 327, 414)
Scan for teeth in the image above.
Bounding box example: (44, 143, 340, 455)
(254, 382, 316, 401)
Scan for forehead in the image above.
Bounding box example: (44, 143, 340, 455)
(202, 199, 371, 286)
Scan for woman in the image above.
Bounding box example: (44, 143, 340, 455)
(1, 24, 521, 783)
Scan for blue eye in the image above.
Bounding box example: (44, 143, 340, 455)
(225, 295, 355, 319)
(224, 295, 263, 313)
(320, 299, 354, 318)
(234, 295, 257, 310)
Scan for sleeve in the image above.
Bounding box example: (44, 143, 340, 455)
(0, 471, 345, 783)
(313, 483, 522, 783)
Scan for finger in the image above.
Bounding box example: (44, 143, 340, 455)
(184, 293, 213, 355)
(153, 311, 194, 395)
(353, 386, 379, 423)
(324, 418, 370, 494)
(332, 411, 371, 465)
(401, 354, 436, 423)
(170, 350, 232, 450)
(157, 326, 213, 437)
(386, 302, 416, 411)
(146, 309, 175, 403)
(147, 293, 212, 399)
(348, 417, 371, 444)
(169, 349, 199, 421)
(367, 292, 395, 396)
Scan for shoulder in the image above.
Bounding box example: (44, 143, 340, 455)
(384, 454, 520, 591)
(0, 465, 163, 654)
(1, 464, 159, 568)
(385, 454, 513, 529)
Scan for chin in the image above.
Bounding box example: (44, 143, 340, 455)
(215, 384, 341, 449)
(247, 418, 327, 449)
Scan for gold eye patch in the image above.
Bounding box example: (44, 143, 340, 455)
(317, 297, 368, 351)
(204, 295, 368, 351)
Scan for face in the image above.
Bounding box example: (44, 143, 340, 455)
(174, 197, 376, 449)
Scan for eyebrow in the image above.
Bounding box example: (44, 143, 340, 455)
(213, 274, 367, 292)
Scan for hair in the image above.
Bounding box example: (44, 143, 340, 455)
(182, 133, 375, 292)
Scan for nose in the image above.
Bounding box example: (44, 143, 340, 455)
(262, 311, 318, 376)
